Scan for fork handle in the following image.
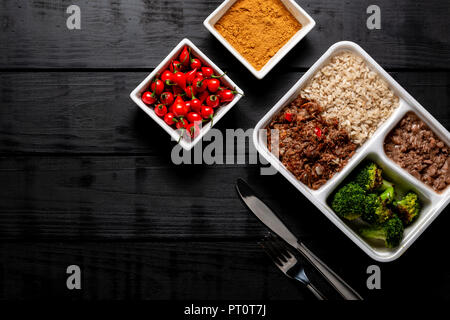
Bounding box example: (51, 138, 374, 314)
(305, 283, 326, 300)
(296, 242, 363, 300)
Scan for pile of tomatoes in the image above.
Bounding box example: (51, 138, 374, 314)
(141, 46, 239, 139)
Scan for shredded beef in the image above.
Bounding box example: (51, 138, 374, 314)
(267, 97, 357, 190)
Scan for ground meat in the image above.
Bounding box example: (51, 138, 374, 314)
(384, 112, 450, 192)
(267, 97, 357, 190)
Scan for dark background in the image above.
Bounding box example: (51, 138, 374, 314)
(0, 0, 448, 300)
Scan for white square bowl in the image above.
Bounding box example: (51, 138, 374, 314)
(203, 0, 316, 79)
(130, 38, 243, 151)
(253, 41, 450, 262)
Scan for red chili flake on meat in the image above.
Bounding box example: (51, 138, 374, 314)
(285, 112, 294, 122)
(314, 126, 322, 137)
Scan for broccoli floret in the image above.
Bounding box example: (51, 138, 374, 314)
(355, 163, 395, 204)
(378, 180, 395, 204)
(355, 162, 383, 191)
(394, 192, 421, 226)
(331, 183, 366, 220)
(360, 215, 404, 248)
(362, 193, 394, 225)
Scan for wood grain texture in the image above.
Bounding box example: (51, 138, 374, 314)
(0, 0, 448, 69)
(1, 240, 449, 300)
(0, 71, 448, 154)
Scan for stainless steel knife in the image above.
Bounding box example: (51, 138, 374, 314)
(236, 178, 363, 300)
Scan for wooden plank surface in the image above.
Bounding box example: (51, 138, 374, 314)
(0, 71, 448, 154)
(0, 240, 449, 300)
(0, 0, 449, 69)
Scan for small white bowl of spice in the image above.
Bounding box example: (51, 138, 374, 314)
(204, 0, 315, 79)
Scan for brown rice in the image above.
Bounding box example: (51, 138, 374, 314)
(300, 51, 399, 145)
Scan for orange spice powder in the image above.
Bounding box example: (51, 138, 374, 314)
(215, 0, 302, 70)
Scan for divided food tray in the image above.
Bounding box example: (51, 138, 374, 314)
(253, 41, 450, 262)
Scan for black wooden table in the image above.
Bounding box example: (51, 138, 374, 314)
(0, 0, 449, 300)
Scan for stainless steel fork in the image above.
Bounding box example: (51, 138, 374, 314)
(259, 234, 326, 300)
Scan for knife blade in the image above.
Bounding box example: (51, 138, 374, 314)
(236, 178, 363, 300)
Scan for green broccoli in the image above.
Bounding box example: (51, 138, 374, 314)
(394, 192, 421, 226)
(360, 215, 404, 248)
(355, 162, 395, 204)
(355, 162, 383, 191)
(362, 193, 394, 225)
(378, 180, 395, 204)
(331, 183, 366, 220)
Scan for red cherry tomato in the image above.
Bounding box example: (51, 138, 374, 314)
(154, 104, 167, 117)
(179, 46, 190, 67)
(194, 77, 207, 93)
(201, 105, 214, 119)
(172, 96, 188, 117)
(142, 91, 157, 105)
(206, 95, 220, 108)
(198, 91, 209, 104)
(207, 79, 221, 93)
(190, 98, 202, 113)
(151, 79, 164, 96)
(185, 86, 196, 99)
(176, 117, 189, 129)
(186, 123, 201, 138)
(185, 100, 191, 110)
(190, 58, 202, 70)
(196, 71, 204, 79)
(187, 112, 202, 124)
(172, 71, 186, 89)
(160, 92, 174, 105)
(218, 89, 235, 102)
(185, 68, 197, 85)
(161, 70, 173, 82)
(201, 67, 214, 78)
(164, 112, 175, 126)
(169, 60, 182, 73)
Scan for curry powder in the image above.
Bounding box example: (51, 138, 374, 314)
(215, 0, 302, 71)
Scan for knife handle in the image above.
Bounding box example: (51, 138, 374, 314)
(296, 242, 363, 300)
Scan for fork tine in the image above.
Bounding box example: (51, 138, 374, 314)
(268, 233, 293, 261)
(259, 239, 284, 267)
(263, 236, 289, 264)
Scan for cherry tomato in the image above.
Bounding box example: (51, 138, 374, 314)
(172, 96, 188, 117)
(172, 71, 186, 89)
(196, 71, 204, 79)
(151, 79, 164, 95)
(201, 67, 214, 78)
(193, 77, 207, 93)
(190, 58, 202, 70)
(154, 104, 167, 117)
(187, 112, 202, 124)
(218, 89, 235, 102)
(201, 105, 214, 120)
(284, 112, 294, 122)
(160, 92, 174, 105)
(142, 91, 157, 105)
(198, 91, 209, 104)
(206, 95, 219, 108)
(164, 112, 175, 126)
(176, 117, 189, 129)
(185, 100, 191, 110)
(185, 68, 197, 85)
(207, 79, 221, 92)
(185, 85, 196, 99)
(186, 123, 201, 139)
(161, 70, 173, 82)
(190, 98, 202, 113)
(171, 60, 184, 73)
(179, 46, 190, 67)
(172, 85, 184, 97)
